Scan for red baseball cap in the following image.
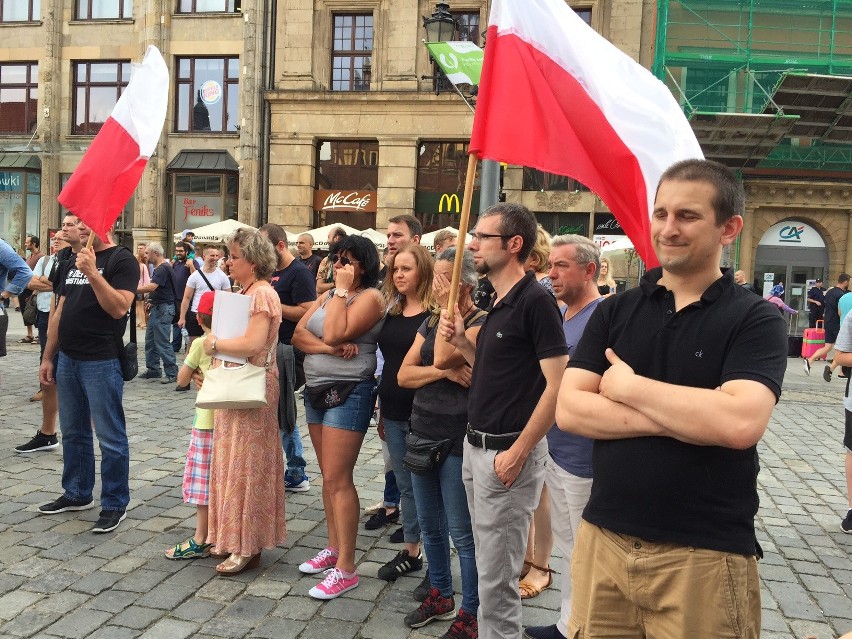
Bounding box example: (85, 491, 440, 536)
(197, 291, 215, 316)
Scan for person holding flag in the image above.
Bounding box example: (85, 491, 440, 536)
(37, 221, 138, 533)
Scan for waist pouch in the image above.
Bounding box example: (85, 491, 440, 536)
(403, 430, 455, 475)
(306, 380, 359, 410)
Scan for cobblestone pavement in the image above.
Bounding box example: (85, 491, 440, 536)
(1, 311, 852, 639)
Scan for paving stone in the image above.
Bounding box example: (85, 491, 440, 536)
(22, 570, 82, 594)
(110, 605, 166, 630)
(198, 616, 254, 638)
(138, 618, 199, 639)
(249, 617, 306, 639)
(297, 616, 360, 639)
(271, 595, 323, 620)
(70, 571, 123, 595)
(222, 595, 277, 621)
(171, 597, 225, 623)
(86, 627, 142, 639)
(43, 608, 112, 638)
(0, 590, 43, 621)
(135, 583, 195, 610)
(0, 609, 63, 637)
(319, 596, 374, 622)
(86, 589, 140, 613)
(113, 569, 171, 593)
(33, 591, 91, 615)
(197, 578, 248, 603)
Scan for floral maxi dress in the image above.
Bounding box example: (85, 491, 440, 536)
(207, 285, 287, 555)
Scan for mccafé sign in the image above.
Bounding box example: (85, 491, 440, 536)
(313, 189, 377, 213)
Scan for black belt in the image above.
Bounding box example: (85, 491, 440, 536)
(466, 425, 520, 451)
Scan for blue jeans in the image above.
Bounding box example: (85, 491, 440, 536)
(144, 303, 177, 377)
(383, 417, 420, 544)
(170, 323, 183, 352)
(383, 470, 400, 508)
(282, 425, 308, 483)
(412, 454, 479, 615)
(56, 352, 130, 511)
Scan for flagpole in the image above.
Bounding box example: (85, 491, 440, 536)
(446, 153, 478, 321)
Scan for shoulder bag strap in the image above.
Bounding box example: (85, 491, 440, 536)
(196, 267, 215, 291)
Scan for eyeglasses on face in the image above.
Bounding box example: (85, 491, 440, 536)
(471, 232, 514, 242)
(332, 254, 361, 267)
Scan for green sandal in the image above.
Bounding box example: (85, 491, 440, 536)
(165, 537, 213, 560)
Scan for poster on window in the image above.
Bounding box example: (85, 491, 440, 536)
(176, 194, 223, 228)
(0, 172, 25, 251)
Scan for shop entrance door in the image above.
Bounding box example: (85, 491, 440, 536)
(752, 264, 825, 335)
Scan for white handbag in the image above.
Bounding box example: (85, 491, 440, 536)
(195, 347, 272, 410)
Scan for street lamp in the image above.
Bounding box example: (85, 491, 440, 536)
(422, 2, 457, 43)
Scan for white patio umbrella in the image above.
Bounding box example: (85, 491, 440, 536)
(599, 236, 635, 258)
(420, 226, 472, 253)
(173, 218, 255, 244)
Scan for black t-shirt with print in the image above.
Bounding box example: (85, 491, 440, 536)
(271, 260, 317, 344)
(58, 246, 138, 360)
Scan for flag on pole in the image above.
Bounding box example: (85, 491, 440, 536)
(426, 41, 484, 86)
(58, 46, 169, 241)
(469, 0, 704, 267)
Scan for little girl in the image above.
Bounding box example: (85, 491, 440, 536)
(165, 290, 217, 559)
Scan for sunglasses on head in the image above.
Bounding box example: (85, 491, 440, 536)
(332, 254, 360, 267)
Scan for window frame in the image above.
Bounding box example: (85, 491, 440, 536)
(0, 62, 39, 134)
(75, 0, 132, 20)
(174, 56, 240, 134)
(175, 0, 241, 14)
(0, 0, 40, 22)
(331, 13, 374, 92)
(71, 60, 130, 136)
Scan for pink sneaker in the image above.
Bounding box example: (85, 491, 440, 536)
(308, 567, 359, 600)
(299, 547, 338, 574)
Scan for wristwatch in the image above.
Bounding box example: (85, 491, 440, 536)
(211, 339, 218, 353)
(333, 288, 348, 298)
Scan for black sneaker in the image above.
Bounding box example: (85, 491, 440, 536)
(137, 370, 161, 380)
(378, 549, 423, 581)
(15, 430, 59, 453)
(442, 609, 478, 639)
(175, 384, 190, 392)
(404, 587, 456, 628)
(413, 570, 431, 602)
(841, 509, 852, 534)
(161, 376, 177, 384)
(389, 526, 404, 543)
(365, 507, 399, 530)
(92, 510, 127, 533)
(38, 495, 95, 514)
(524, 624, 568, 639)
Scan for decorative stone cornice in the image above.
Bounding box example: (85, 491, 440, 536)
(745, 180, 852, 209)
(534, 191, 584, 210)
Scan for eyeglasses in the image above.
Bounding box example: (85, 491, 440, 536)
(471, 232, 514, 242)
(332, 254, 361, 267)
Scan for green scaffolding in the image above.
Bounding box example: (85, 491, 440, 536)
(654, 0, 852, 170)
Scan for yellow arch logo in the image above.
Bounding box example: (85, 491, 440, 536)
(439, 193, 460, 213)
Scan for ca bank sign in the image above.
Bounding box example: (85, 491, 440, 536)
(758, 221, 826, 249)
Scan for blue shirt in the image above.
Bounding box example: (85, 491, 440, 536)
(839, 292, 852, 325)
(545, 298, 603, 478)
(0, 238, 33, 295)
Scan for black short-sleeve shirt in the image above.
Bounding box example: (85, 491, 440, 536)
(271, 260, 317, 344)
(468, 271, 568, 435)
(58, 246, 138, 361)
(568, 267, 787, 555)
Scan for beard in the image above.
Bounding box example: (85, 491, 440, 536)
(474, 260, 491, 275)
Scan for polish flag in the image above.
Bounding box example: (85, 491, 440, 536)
(59, 46, 169, 241)
(469, 0, 704, 267)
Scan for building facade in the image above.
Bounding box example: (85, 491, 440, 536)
(0, 0, 268, 253)
(655, 0, 852, 333)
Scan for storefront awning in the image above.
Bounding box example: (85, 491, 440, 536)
(762, 72, 852, 143)
(689, 112, 799, 169)
(0, 153, 41, 169)
(166, 150, 238, 171)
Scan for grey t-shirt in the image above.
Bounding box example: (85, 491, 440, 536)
(303, 290, 385, 385)
(545, 298, 603, 478)
(835, 313, 852, 412)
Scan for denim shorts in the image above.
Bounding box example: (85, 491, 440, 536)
(304, 378, 376, 433)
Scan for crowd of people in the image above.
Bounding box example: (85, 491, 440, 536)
(5, 158, 834, 639)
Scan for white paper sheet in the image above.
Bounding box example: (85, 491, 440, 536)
(211, 291, 250, 364)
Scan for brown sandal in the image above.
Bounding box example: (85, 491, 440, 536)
(519, 562, 555, 599)
(521, 560, 533, 579)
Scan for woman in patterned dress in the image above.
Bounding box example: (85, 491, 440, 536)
(203, 228, 286, 575)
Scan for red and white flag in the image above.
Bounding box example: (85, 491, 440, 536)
(469, 0, 704, 267)
(58, 46, 168, 241)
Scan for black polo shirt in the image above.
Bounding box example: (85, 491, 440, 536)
(568, 267, 787, 556)
(468, 271, 568, 435)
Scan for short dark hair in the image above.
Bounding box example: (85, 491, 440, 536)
(335, 235, 380, 289)
(175, 241, 190, 253)
(197, 311, 212, 330)
(657, 159, 744, 225)
(838, 273, 851, 284)
(28, 235, 39, 248)
(480, 202, 538, 262)
(330, 227, 348, 242)
(258, 223, 287, 247)
(388, 214, 423, 239)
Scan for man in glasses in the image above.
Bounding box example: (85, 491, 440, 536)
(438, 203, 568, 639)
(557, 159, 787, 637)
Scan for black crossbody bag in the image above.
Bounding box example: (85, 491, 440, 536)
(106, 247, 138, 382)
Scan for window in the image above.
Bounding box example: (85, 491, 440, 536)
(454, 11, 480, 44)
(177, 0, 240, 14)
(316, 140, 378, 189)
(332, 14, 373, 91)
(175, 57, 239, 133)
(415, 141, 482, 232)
(0, 63, 38, 134)
(1, 0, 40, 22)
(75, 0, 131, 20)
(536, 212, 590, 238)
(573, 7, 592, 25)
(522, 168, 589, 192)
(73, 61, 129, 135)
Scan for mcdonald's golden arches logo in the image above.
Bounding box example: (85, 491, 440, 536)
(438, 193, 460, 213)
